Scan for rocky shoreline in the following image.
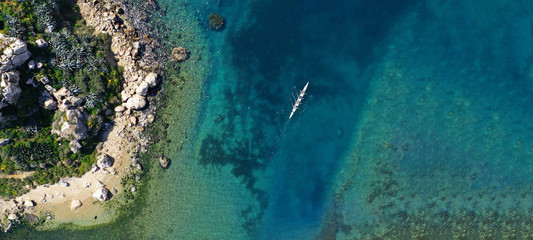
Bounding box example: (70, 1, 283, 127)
(0, 0, 168, 232)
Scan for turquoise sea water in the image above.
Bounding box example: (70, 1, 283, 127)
(6, 0, 533, 239)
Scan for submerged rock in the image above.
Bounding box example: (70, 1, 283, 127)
(208, 13, 225, 30)
(158, 155, 170, 169)
(171, 47, 189, 62)
(7, 214, 17, 221)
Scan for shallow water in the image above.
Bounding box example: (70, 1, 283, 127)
(6, 0, 533, 239)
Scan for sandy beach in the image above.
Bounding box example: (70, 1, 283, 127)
(0, 118, 135, 228)
(0, 0, 162, 232)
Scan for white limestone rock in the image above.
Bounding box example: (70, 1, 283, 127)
(40, 76, 50, 85)
(0, 71, 21, 105)
(0, 139, 9, 146)
(35, 39, 49, 48)
(28, 60, 36, 70)
(97, 154, 114, 169)
(0, 34, 31, 71)
(44, 99, 58, 110)
(93, 188, 110, 202)
(135, 81, 149, 96)
(125, 94, 146, 110)
(145, 72, 158, 87)
(96, 180, 105, 188)
(23, 200, 34, 207)
(53, 87, 70, 102)
(70, 199, 82, 210)
(69, 140, 82, 154)
(114, 105, 125, 112)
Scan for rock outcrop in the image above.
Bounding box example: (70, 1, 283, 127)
(171, 47, 189, 62)
(48, 86, 89, 153)
(0, 33, 31, 72)
(0, 71, 22, 106)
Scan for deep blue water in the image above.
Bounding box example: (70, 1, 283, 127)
(6, 0, 533, 239)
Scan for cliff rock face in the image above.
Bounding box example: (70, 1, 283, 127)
(0, 33, 31, 72)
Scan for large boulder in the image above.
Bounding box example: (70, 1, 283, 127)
(144, 72, 158, 87)
(97, 154, 114, 169)
(0, 33, 31, 71)
(35, 39, 48, 48)
(159, 155, 170, 169)
(53, 87, 70, 102)
(125, 95, 146, 110)
(44, 99, 58, 110)
(135, 81, 149, 96)
(93, 188, 110, 201)
(52, 108, 88, 144)
(70, 199, 82, 210)
(23, 200, 35, 207)
(69, 140, 82, 154)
